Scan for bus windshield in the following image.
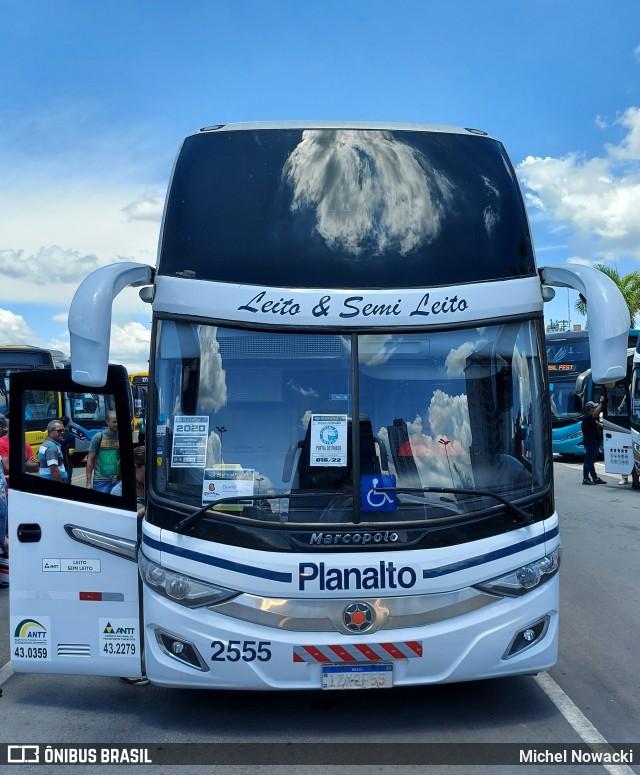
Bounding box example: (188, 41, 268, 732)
(546, 333, 591, 422)
(159, 128, 534, 288)
(65, 392, 116, 425)
(153, 317, 549, 527)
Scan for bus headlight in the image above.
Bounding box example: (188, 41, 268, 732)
(474, 545, 562, 597)
(139, 552, 239, 608)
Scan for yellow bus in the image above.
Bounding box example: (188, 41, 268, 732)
(0, 345, 59, 453)
(128, 371, 148, 439)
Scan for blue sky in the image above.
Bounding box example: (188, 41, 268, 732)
(1, 0, 640, 370)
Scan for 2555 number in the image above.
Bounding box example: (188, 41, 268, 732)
(210, 640, 272, 662)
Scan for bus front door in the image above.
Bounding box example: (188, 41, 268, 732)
(7, 366, 143, 679)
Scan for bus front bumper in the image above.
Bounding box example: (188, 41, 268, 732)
(141, 580, 559, 690)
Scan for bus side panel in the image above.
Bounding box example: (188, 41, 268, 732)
(8, 490, 142, 677)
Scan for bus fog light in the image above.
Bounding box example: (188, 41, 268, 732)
(155, 630, 209, 671)
(503, 616, 549, 658)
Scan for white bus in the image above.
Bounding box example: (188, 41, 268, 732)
(8, 123, 629, 690)
(628, 341, 640, 480)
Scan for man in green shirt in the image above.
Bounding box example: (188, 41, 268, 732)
(86, 411, 120, 493)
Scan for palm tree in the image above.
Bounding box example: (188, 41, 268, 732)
(574, 264, 640, 327)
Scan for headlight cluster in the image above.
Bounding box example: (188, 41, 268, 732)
(139, 552, 239, 608)
(474, 545, 562, 597)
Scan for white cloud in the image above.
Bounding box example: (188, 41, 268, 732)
(608, 106, 640, 160)
(0, 308, 35, 344)
(0, 180, 159, 359)
(0, 246, 102, 285)
(123, 192, 165, 222)
(46, 320, 151, 375)
(517, 107, 640, 259)
(0, 181, 160, 301)
(634, 44, 640, 62)
(108, 321, 151, 374)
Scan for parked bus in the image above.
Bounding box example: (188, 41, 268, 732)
(0, 346, 105, 461)
(626, 340, 640, 483)
(547, 329, 639, 456)
(0, 345, 58, 453)
(8, 123, 629, 689)
(599, 347, 637, 480)
(129, 371, 148, 439)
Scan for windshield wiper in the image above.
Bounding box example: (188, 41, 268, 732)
(174, 490, 350, 533)
(174, 485, 533, 533)
(377, 485, 534, 525)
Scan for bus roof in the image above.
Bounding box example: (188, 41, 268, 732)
(197, 121, 494, 138)
(545, 330, 589, 341)
(0, 346, 55, 368)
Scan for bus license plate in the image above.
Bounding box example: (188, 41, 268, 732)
(322, 664, 393, 690)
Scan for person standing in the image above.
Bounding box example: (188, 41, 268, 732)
(59, 416, 75, 484)
(111, 445, 146, 517)
(0, 413, 39, 487)
(581, 397, 606, 485)
(0, 413, 39, 555)
(38, 420, 69, 482)
(86, 411, 120, 493)
(0, 465, 7, 557)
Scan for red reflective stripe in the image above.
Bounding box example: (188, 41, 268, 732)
(379, 643, 404, 659)
(303, 646, 330, 663)
(406, 641, 423, 656)
(293, 651, 304, 662)
(354, 643, 381, 660)
(328, 644, 355, 662)
(79, 592, 102, 601)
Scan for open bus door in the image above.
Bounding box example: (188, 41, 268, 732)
(8, 365, 143, 678)
(602, 377, 634, 476)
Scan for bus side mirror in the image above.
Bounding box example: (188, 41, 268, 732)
(540, 264, 629, 383)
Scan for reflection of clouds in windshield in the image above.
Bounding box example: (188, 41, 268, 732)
(428, 390, 472, 452)
(513, 347, 533, 417)
(283, 130, 454, 257)
(205, 431, 224, 466)
(376, 391, 472, 490)
(286, 380, 319, 398)
(445, 336, 489, 377)
(197, 327, 227, 412)
(483, 206, 499, 235)
(300, 409, 313, 430)
(358, 334, 397, 366)
(481, 175, 500, 237)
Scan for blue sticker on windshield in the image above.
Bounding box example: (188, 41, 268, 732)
(361, 475, 397, 511)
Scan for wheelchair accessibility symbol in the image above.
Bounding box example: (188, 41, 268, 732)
(361, 475, 397, 511)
